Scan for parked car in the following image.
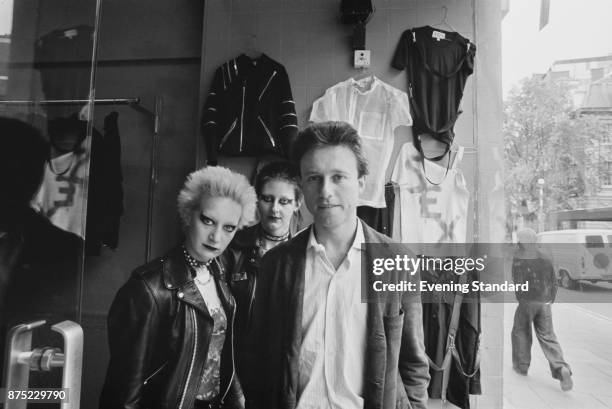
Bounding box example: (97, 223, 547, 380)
(536, 229, 612, 289)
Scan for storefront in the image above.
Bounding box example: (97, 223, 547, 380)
(0, 0, 505, 407)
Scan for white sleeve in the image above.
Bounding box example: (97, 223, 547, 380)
(391, 91, 413, 129)
(309, 94, 331, 123)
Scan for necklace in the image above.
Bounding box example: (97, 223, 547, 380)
(256, 228, 290, 258)
(262, 228, 290, 242)
(182, 246, 212, 269)
(194, 273, 213, 286)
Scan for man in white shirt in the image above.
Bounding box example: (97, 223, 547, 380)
(246, 121, 429, 409)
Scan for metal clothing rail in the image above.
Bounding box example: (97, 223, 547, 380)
(0, 98, 140, 106)
(0, 95, 162, 263)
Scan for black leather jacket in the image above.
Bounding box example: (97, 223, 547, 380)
(201, 54, 298, 165)
(222, 225, 261, 388)
(99, 246, 243, 409)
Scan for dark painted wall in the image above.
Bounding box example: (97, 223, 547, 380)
(2, 0, 504, 407)
(198, 1, 505, 408)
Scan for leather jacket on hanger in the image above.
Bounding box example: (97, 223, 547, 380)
(201, 54, 298, 165)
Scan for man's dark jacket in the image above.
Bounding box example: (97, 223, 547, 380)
(245, 221, 430, 409)
(99, 246, 243, 409)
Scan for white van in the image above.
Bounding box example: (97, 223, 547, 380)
(536, 229, 612, 289)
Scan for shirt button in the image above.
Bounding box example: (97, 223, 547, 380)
(177, 292, 184, 299)
(166, 283, 172, 289)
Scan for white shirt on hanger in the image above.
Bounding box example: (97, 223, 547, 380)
(310, 76, 412, 208)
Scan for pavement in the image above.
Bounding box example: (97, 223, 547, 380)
(502, 301, 612, 409)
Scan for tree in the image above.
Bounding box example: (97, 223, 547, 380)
(504, 77, 607, 228)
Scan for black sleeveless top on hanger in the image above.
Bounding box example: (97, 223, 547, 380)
(392, 26, 475, 158)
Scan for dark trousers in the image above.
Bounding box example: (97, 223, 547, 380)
(511, 302, 571, 378)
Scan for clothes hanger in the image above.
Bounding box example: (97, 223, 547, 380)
(351, 67, 376, 94)
(429, 7, 473, 51)
(63, 27, 79, 39)
(431, 6, 456, 34)
(352, 66, 374, 81)
(244, 34, 263, 61)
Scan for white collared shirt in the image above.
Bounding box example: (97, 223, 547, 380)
(296, 222, 368, 409)
(310, 76, 412, 208)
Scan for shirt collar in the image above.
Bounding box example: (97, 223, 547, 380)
(352, 221, 365, 251)
(307, 220, 365, 253)
(349, 75, 379, 94)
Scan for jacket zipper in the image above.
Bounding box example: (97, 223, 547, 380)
(220, 292, 237, 405)
(178, 308, 198, 409)
(143, 361, 168, 385)
(247, 273, 257, 332)
(240, 85, 245, 152)
(257, 116, 275, 147)
(258, 70, 277, 101)
(219, 118, 237, 149)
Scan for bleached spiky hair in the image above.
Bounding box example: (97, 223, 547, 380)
(177, 166, 257, 229)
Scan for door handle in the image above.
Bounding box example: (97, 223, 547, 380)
(2, 320, 83, 409)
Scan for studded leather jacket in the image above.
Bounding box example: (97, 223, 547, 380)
(99, 246, 243, 409)
(201, 54, 298, 165)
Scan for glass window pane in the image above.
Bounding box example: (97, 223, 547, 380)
(0, 0, 100, 395)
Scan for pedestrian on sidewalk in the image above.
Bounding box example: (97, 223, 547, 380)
(511, 227, 573, 391)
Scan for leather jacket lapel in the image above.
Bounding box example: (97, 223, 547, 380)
(162, 247, 191, 288)
(162, 248, 234, 320)
(178, 280, 211, 318)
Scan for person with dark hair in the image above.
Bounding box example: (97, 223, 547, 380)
(290, 120, 369, 179)
(223, 161, 302, 395)
(511, 228, 572, 391)
(0, 116, 82, 381)
(100, 166, 256, 409)
(246, 121, 430, 409)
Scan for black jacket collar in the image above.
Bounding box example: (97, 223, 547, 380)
(161, 246, 225, 289)
(230, 224, 260, 250)
(161, 246, 234, 320)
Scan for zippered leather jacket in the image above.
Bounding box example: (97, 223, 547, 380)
(221, 225, 261, 387)
(201, 54, 298, 165)
(99, 246, 243, 409)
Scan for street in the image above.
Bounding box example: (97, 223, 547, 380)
(503, 282, 612, 409)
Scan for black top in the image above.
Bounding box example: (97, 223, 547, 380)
(420, 268, 481, 409)
(512, 255, 558, 303)
(392, 26, 475, 150)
